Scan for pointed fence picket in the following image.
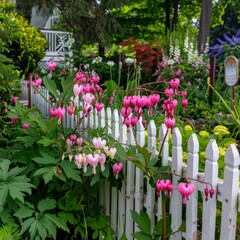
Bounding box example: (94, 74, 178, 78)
(21, 82, 240, 240)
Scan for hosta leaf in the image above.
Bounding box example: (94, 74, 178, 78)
(37, 198, 56, 213)
(60, 161, 81, 182)
(14, 206, 34, 219)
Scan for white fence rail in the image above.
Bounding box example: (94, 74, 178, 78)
(21, 82, 240, 240)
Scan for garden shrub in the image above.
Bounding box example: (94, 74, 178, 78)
(0, 0, 48, 77)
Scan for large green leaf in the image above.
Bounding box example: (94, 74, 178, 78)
(33, 153, 58, 165)
(37, 198, 56, 213)
(131, 210, 151, 234)
(43, 76, 57, 99)
(28, 112, 48, 133)
(0, 160, 34, 205)
(14, 206, 34, 219)
(45, 213, 70, 233)
(60, 160, 81, 182)
(16, 136, 36, 147)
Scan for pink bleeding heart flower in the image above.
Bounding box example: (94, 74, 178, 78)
(92, 137, 106, 149)
(11, 96, 18, 105)
(11, 116, 18, 126)
(121, 107, 132, 119)
(156, 179, 174, 198)
(98, 153, 106, 171)
(113, 162, 123, 179)
(108, 147, 116, 159)
(137, 96, 147, 108)
(177, 182, 195, 204)
(73, 84, 82, 97)
(123, 96, 131, 108)
(182, 99, 188, 112)
(130, 96, 137, 107)
(227, 114, 231, 120)
(91, 75, 100, 84)
(83, 84, 91, 93)
(47, 61, 57, 73)
(164, 118, 175, 129)
(170, 78, 180, 90)
(23, 123, 29, 133)
(150, 94, 160, 106)
(56, 107, 65, 124)
(171, 99, 178, 109)
(130, 116, 138, 127)
(142, 119, 146, 127)
(124, 117, 131, 128)
(70, 134, 77, 142)
(164, 88, 174, 97)
(67, 106, 75, 116)
(83, 93, 95, 105)
(76, 137, 83, 147)
(86, 153, 99, 174)
(50, 108, 57, 119)
(181, 90, 187, 98)
(95, 102, 104, 113)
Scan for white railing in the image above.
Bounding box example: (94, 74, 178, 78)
(44, 15, 59, 29)
(21, 82, 240, 240)
(40, 29, 73, 61)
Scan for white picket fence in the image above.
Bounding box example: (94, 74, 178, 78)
(21, 82, 240, 240)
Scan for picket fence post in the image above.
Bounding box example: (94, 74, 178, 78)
(146, 120, 157, 231)
(170, 127, 183, 240)
(125, 127, 135, 240)
(202, 140, 219, 240)
(185, 133, 199, 240)
(157, 123, 169, 220)
(111, 109, 119, 233)
(220, 144, 240, 240)
(134, 119, 145, 230)
(117, 114, 127, 239)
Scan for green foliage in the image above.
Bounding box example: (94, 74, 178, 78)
(0, 55, 21, 105)
(0, 0, 48, 77)
(0, 223, 21, 240)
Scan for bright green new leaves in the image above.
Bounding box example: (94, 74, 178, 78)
(0, 159, 35, 210)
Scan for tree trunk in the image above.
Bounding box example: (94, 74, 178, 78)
(16, 0, 33, 23)
(172, 0, 180, 30)
(197, 0, 212, 52)
(165, 0, 171, 34)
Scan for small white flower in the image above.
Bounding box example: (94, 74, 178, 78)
(73, 67, 78, 72)
(83, 64, 89, 70)
(125, 58, 135, 64)
(47, 73, 52, 79)
(167, 59, 174, 65)
(92, 56, 102, 64)
(107, 61, 115, 67)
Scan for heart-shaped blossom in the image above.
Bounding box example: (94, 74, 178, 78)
(113, 162, 123, 179)
(177, 182, 195, 204)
